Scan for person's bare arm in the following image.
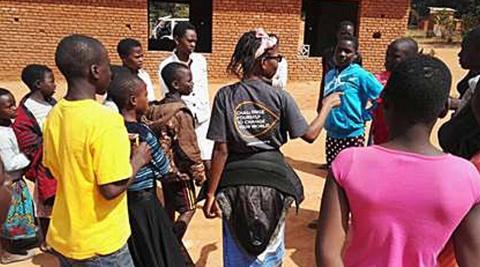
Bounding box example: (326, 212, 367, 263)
(99, 142, 151, 200)
(203, 142, 228, 218)
(453, 204, 480, 266)
(303, 92, 342, 143)
(316, 171, 349, 267)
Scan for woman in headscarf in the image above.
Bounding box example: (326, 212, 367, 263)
(202, 28, 342, 266)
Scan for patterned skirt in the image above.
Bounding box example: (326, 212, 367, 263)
(1, 179, 38, 241)
(326, 135, 365, 167)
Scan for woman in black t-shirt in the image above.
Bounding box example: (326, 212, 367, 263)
(202, 28, 342, 266)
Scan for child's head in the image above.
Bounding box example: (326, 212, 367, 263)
(0, 88, 16, 121)
(227, 29, 282, 79)
(383, 55, 451, 131)
(458, 27, 480, 71)
(336, 21, 355, 40)
(21, 64, 56, 98)
(108, 71, 148, 116)
(161, 62, 193, 96)
(173, 22, 197, 55)
(384, 38, 419, 72)
(117, 38, 144, 71)
(55, 34, 111, 95)
(334, 35, 358, 68)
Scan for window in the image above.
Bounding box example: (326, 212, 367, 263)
(148, 0, 212, 52)
(302, 0, 359, 57)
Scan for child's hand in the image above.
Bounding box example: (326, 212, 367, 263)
(322, 92, 343, 109)
(131, 142, 152, 168)
(203, 194, 222, 219)
(191, 163, 207, 186)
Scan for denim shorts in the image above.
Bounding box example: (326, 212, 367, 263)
(53, 244, 134, 267)
(223, 220, 285, 267)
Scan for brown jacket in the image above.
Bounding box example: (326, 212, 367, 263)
(144, 96, 206, 185)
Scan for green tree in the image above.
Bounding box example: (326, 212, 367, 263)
(462, 0, 480, 33)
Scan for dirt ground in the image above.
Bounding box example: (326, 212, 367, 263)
(0, 46, 465, 267)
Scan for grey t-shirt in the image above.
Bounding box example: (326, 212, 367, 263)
(207, 79, 308, 154)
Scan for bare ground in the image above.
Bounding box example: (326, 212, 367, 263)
(0, 46, 464, 267)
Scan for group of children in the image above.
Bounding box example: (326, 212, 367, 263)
(0, 19, 480, 267)
(0, 26, 208, 266)
(0, 64, 57, 264)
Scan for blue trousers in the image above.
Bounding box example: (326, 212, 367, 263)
(54, 244, 134, 267)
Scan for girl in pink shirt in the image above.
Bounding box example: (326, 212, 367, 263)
(316, 55, 480, 267)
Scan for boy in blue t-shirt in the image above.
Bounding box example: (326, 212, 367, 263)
(323, 35, 383, 167)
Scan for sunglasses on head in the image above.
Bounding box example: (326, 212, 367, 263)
(263, 54, 283, 63)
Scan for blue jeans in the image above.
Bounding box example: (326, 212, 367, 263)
(54, 244, 134, 267)
(223, 221, 285, 267)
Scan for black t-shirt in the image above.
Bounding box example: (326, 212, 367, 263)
(207, 79, 308, 154)
(438, 103, 480, 159)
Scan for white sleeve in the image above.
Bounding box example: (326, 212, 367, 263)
(279, 59, 288, 90)
(158, 61, 169, 96)
(199, 56, 210, 106)
(272, 59, 288, 90)
(0, 132, 30, 172)
(140, 71, 157, 101)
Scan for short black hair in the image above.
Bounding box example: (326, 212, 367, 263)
(338, 20, 355, 30)
(161, 62, 190, 91)
(21, 64, 52, 91)
(173, 22, 196, 39)
(117, 38, 142, 58)
(337, 35, 359, 51)
(107, 67, 145, 111)
(391, 37, 419, 55)
(383, 55, 451, 124)
(55, 34, 107, 80)
(0, 88, 13, 100)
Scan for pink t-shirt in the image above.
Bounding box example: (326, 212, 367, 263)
(332, 146, 480, 267)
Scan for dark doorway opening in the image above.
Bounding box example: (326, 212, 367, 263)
(303, 0, 359, 57)
(148, 0, 212, 53)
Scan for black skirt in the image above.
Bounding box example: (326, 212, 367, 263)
(127, 188, 186, 267)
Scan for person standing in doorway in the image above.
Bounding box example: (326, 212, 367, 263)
(117, 38, 157, 102)
(158, 22, 214, 168)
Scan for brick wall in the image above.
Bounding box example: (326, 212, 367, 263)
(358, 0, 411, 72)
(0, 0, 409, 83)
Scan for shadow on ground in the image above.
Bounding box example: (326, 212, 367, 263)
(286, 157, 328, 178)
(285, 207, 320, 267)
(195, 242, 218, 267)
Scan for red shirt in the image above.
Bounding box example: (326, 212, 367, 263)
(371, 71, 390, 144)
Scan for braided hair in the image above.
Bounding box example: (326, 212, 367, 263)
(227, 31, 263, 78)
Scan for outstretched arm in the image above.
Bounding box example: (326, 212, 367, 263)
(302, 92, 342, 143)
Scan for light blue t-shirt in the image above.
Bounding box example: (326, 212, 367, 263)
(324, 64, 383, 138)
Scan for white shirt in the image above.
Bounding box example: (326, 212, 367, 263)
(158, 52, 211, 124)
(24, 97, 53, 130)
(272, 58, 288, 90)
(138, 69, 157, 102)
(0, 126, 30, 180)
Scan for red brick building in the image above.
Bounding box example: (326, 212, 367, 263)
(0, 0, 410, 82)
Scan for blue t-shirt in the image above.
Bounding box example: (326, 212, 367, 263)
(324, 64, 383, 138)
(125, 122, 169, 191)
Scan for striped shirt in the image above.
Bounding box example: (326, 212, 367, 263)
(125, 122, 169, 191)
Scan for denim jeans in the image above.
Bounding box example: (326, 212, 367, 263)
(54, 244, 134, 267)
(223, 221, 285, 267)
